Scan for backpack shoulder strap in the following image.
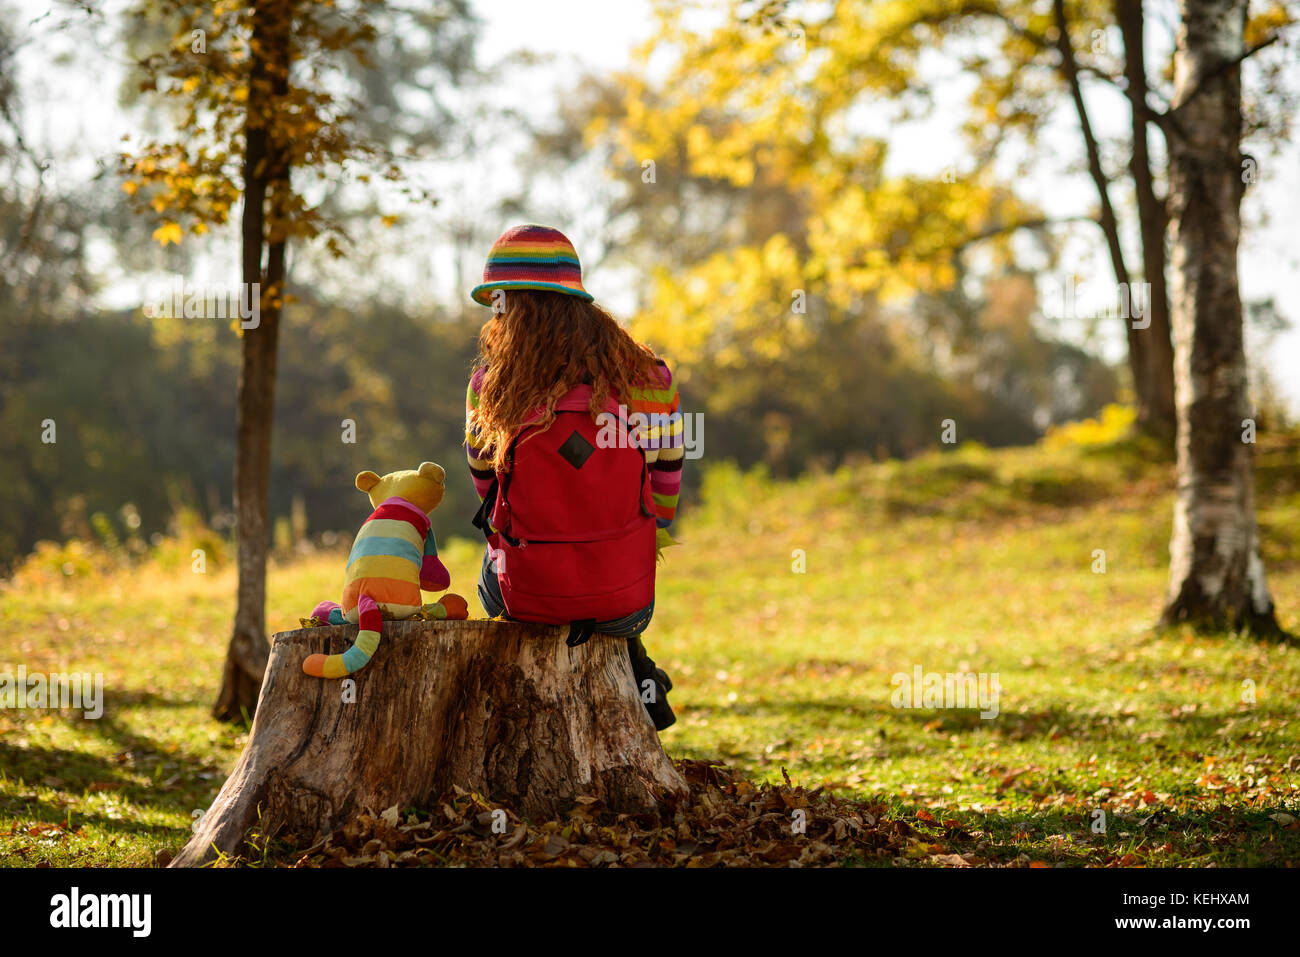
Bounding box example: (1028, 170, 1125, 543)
(524, 384, 621, 422)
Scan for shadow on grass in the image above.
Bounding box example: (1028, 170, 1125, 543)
(0, 735, 216, 798)
(3, 790, 186, 841)
(705, 696, 1274, 749)
(102, 688, 201, 710)
(879, 799, 1300, 867)
(0, 705, 229, 818)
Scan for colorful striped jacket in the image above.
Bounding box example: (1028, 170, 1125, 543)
(464, 359, 684, 528)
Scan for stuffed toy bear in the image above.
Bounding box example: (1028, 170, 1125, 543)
(303, 461, 468, 679)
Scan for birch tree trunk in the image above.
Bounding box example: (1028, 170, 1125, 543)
(1160, 0, 1279, 634)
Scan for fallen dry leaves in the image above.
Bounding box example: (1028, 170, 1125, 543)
(271, 760, 907, 869)
(234, 753, 1300, 869)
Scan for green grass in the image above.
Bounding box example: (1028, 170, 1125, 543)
(3, 431, 1300, 867)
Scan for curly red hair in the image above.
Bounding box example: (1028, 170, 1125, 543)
(469, 290, 663, 471)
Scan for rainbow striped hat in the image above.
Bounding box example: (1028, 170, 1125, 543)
(470, 224, 594, 307)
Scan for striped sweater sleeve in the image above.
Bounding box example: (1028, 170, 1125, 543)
(627, 359, 684, 529)
(465, 366, 496, 501)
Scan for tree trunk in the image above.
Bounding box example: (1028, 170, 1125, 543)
(1117, 0, 1178, 444)
(174, 619, 687, 866)
(1052, 0, 1153, 429)
(1160, 0, 1278, 634)
(214, 0, 295, 721)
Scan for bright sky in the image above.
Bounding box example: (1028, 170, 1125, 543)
(13, 0, 1300, 415)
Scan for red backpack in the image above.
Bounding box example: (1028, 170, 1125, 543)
(471, 384, 657, 642)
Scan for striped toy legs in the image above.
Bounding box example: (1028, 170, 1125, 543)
(309, 600, 346, 625)
(420, 593, 470, 620)
(302, 594, 383, 679)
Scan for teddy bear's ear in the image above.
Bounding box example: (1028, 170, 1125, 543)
(418, 462, 446, 483)
(355, 471, 381, 493)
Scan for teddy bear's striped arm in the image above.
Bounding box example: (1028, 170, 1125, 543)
(420, 526, 451, 592)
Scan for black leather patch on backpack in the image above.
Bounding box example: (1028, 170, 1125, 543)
(557, 429, 596, 470)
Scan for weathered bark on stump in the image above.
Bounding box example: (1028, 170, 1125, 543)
(174, 619, 686, 866)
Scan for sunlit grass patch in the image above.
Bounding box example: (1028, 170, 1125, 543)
(2, 431, 1299, 866)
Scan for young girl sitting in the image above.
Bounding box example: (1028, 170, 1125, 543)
(463, 224, 684, 730)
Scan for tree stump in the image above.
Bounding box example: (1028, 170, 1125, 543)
(172, 618, 686, 867)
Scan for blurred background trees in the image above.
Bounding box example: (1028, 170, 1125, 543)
(1, 0, 1296, 615)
